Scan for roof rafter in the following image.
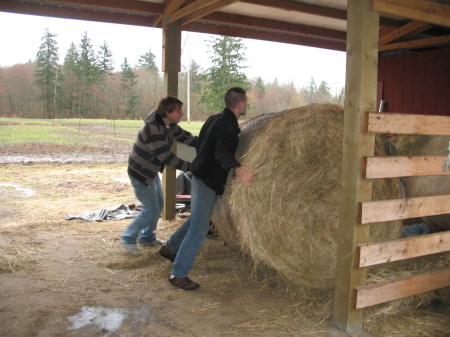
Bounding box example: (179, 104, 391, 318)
(241, 0, 346, 21)
(184, 21, 346, 51)
(380, 34, 450, 51)
(373, 0, 450, 28)
(14, 0, 163, 14)
(379, 20, 432, 46)
(180, 0, 240, 25)
(164, 0, 239, 25)
(199, 11, 346, 42)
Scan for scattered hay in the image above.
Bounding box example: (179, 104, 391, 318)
(0, 244, 42, 274)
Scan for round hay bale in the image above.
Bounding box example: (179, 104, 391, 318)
(211, 112, 280, 248)
(395, 135, 450, 232)
(212, 104, 402, 290)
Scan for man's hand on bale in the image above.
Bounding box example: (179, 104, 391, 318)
(235, 165, 254, 185)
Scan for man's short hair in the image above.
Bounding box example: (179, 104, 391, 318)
(224, 87, 247, 109)
(156, 96, 183, 118)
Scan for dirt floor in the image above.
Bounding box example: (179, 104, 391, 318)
(0, 142, 357, 337)
(0, 142, 448, 337)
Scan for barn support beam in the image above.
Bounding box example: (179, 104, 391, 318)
(332, 0, 379, 333)
(161, 20, 181, 220)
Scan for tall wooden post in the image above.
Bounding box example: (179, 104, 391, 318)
(332, 0, 379, 333)
(161, 21, 181, 220)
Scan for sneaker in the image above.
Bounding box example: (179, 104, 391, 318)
(122, 242, 140, 254)
(138, 238, 165, 247)
(168, 274, 200, 290)
(159, 246, 176, 262)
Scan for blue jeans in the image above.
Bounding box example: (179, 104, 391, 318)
(121, 175, 163, 244)
(166, 176, 217, 277)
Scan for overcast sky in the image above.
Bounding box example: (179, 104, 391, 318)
(0, 12, 347, 92)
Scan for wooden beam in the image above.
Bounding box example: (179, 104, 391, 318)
(380, 34, 450, 52)
(182, 0, 240, 25)
(26, 0, 162, 14)
(365, 156, 450, 178)
(332, 0, 379, 333)
(184, 22, 346, 51)
(164, 0, 188, 14)
(241, 0, 347, 21)
(367, 112, 450, 136)
(0, 1, 160, 27)
(153, 0, 187, 27)
(196, 12, 346, 41)
(373, 0, 450, 28)
(355, 268, 450, 309)
(161, 21, 181, 220)
(358, 231, 450, 268)
(361, 194, 450, 224)
(164, 0, 231, 24)
(379, 20, 431, 46)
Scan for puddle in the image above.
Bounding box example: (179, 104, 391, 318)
(67, 305, 160, 335)
(0, 183, 36, 197)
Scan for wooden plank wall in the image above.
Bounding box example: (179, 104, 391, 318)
(354, 111, 450, 309)
(378, 48, 450, 115)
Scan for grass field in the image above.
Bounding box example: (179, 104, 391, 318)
(0, 118, 203, 146)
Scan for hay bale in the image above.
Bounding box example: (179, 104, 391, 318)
(395, 135, 450, 232)
(212, 104, 402, 290)
(211, 112, 280, 248)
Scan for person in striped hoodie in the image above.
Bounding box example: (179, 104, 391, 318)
(121, 96, 197, 254)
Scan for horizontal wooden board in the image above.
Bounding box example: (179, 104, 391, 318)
(365, 156, 450, 178)
(355, 268, 450, 309)
(358, 231, 450, 267)
(360, 194, 450, 223)
(367, 112, 450, 135)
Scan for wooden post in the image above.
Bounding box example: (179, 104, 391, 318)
(161, 20, 181, 220)
(332, 0, 379, 333)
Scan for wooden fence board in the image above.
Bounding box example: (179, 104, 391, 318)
(365, 156, 450, 178)
(360, 194, 450, 223)
(358, 231, 450, 267)
(355, 268, 450, 309)
(367, 112, 450, 135)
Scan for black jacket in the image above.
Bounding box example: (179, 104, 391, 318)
(190, 108, 241, 195)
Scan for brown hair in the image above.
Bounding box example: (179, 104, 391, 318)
(156, 96, 183, 118)
(224, 87, 247, 109)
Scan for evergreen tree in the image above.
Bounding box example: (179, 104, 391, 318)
(61, 43, 79, 115)
(137, 49, 158, 75)
(188, 59, 203, 93)
(302, 76, 317, 104)
(97, 41, 114, 77)
(254, 76, 265, 99)
(74, 32, 100, 116)
(34, 28, 60, 118)
(76, 31, 99, 86)
(120, 57, 138, 117)
(202, 36, 248, 110)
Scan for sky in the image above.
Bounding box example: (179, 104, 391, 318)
(0, 12, 347, 93)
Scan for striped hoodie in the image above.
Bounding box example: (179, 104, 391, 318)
(128, 110, 197, 186)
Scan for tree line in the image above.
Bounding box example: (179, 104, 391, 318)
(0, 29, 344, 121)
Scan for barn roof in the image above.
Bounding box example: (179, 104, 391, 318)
(0, 0, 449, 53)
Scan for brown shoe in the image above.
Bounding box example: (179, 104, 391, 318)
(169, 275, 200, 290)
(159, 246, 176, 262)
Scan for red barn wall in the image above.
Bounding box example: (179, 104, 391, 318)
(377, 48, 450, 116)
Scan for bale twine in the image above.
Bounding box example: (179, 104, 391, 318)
(212, 104, 402, 290)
